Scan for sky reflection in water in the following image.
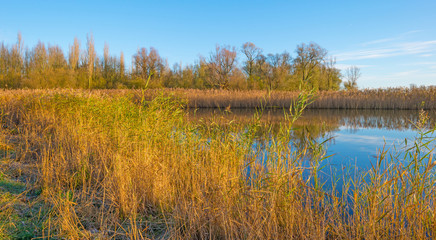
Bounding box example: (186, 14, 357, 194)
(323, 126, 417, 170)
(189, 108, 435, 169)
(190, 108, 435, 194)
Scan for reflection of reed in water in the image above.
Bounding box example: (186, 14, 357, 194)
(187, 108, 436, 131)
(187, 108, 435, 151)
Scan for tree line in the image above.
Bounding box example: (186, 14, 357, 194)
(0, 33, 359, 90)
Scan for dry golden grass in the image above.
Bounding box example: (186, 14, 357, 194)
(0, 89, 435, 239)
(130, 87, 436, 110)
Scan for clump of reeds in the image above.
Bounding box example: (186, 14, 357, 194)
(0, 89, 435, 239)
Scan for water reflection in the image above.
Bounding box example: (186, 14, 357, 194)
(187, 108, 436, 196)
(187, 108, 435, 169)
(188, 108, 435, 131)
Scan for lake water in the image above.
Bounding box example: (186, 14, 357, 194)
(187, 108, 435, 193)
(188, 108, 436, 172)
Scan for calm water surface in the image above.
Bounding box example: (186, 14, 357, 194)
(189, 108, 436, 171)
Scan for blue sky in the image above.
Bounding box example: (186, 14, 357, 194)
(1, 0, 435, 88)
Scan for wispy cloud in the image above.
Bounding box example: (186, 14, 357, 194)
(401, 61, 436, 66)
(400, 40, 436, 54)
(335, 64, 373, 70)
(334, 40, 436, 61)
(360, 30, 423, 47)
(334, 30, 436, 62)
(334, 133, 399, 146)
(332, 31, 436, 88)
(361, 37, 400, 46)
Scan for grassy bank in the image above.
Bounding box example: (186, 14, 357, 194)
(0, 89, 435, 239)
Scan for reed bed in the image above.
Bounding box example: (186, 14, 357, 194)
(133, 87, 436, 110)
(5, 87, 433, 110)
(0, 89, 435, 239)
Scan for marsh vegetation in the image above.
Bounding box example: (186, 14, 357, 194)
(0, 89, 435, 239)
(136, 88, 436, 110)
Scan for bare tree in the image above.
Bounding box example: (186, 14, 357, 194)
(119, 51, 125, 79)
(321, 57, 341, 90)
(344, 66, 360, 90)
(48, 45, 67, 69)
(133, 47, 164, 87)
(16, 32, 23, 56)
(253, 54, 272, 90)
(86, 33, 96, 89)
(208, 45, 237, 89)
(28, 41, 48, 87)
(241, 42, 262, 88)
(267, 52, 291, 90)
(46, 44, 68, 87)
(103, 43, 109, 71)
(8, 32, 24, 88)
(102, 43, 118, 88)
(293, 42, 327, 88)
(69, 38, 80, 70)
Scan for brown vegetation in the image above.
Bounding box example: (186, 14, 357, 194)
(134, 87, 436, 110)
(0, 89, 435, 239)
